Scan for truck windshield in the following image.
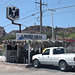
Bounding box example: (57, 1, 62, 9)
(53, 48, 65, 54)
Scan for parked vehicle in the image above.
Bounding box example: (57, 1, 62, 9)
(32, 47, 75, 71)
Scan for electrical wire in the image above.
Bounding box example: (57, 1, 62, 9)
(0, 0, 16, 8)
(3, 4, 75, 23)
(46, 0, 48, 10)
(49, 0, 75, 7)
(3, 24, 12, 27)
(21, 24, 28, 27)
(0, 0, 10, 6)
(3, 15, 39, 29)
(3, 16, 38, 28)
(0, 0, 18, 13)
(54, 10, 75, 15)
(3, 4, 75, 27)
(3, 23, 28, 28)
(16, 12, 39, 22)
(20, 9, 37, 16)
(0, 0, 25, 14)
(20, 17, 37, 24)
(54, 5, 75, 10)
(14, 0, 25, 5)
(3, 3, 75, 30)
(35, 0, 39, 12)
(43, 10, 75, 17)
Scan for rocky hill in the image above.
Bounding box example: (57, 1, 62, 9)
(22, 26, 52, 34)
(55, 27, 75, 33)
(0, 25, 75, 39)
(8, 26, 75, 34)
(0, 26, 6, 37)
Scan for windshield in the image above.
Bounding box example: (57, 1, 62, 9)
(53, 48, 65, 55)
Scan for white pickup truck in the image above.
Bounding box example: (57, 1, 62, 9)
(32, 47, 75, 71)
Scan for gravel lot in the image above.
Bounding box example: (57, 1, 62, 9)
(0, 62, 25, 72)
(0, 62, 75, 75)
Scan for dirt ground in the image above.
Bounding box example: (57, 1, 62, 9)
(0, 62, 26, 72)
(0, 62, 75, 75)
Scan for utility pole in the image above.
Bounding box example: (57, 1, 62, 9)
(51, 10, 54, 41)
(40, 0, 42, 34)
(48, 9, 56, 41)
(35, 0, 47, 34)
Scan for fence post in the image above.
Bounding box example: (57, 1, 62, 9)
(28, 43, 31, 65)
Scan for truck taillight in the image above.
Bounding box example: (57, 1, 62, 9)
(74, 57, 75, 61)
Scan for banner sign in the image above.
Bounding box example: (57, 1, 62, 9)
(16, 33, 47, 40)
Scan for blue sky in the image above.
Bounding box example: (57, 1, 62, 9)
(0, 0, 75, 33)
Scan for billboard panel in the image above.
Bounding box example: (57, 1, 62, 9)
(16, 33, 47, 40)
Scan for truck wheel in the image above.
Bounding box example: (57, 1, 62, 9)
(33, 59, 40, 68)
(59, 61, 69, 71)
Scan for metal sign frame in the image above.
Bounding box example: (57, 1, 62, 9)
(6, 6, 19, 21)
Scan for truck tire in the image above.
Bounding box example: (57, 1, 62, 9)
(59, 61, 69, 71)
(33, 59, 40, 68)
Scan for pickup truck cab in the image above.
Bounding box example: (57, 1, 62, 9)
(32, 47, 75, 71)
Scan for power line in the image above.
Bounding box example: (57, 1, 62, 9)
(0, 0, 37, 23)
(3, 4, 75, 30)
(0, 0, 17, 13)
(4, 4, 75, 22)
(20, 9, 37, 17)
(3, 24, 11, 27)
(3, 17, 37, 28)
(21, 24, 28, 27)
(3, 23, 28, 28)
(0, 0, 16, 8)
(54, 10, 75, 15)
(0, 0, 9, 6)
(20, 17, 37, 24)
(48, 0, 75, 7)
(3, 4, 75, 27)
(3, 15, 38, 28)
(2, 10, 39, 27)
(43, 10, 75, 17)
(35, 0, 39, 12)
(58, 0, 75, 5)
(16, 12, 39, 22)
(0, 8, 37, 21)
(54, 5, 75, 10)
(15, 0, 25, 5)
(0, 0, 25, 14)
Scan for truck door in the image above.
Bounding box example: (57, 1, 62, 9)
(42, 49, 52, 65)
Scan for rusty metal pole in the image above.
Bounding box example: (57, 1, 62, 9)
(19, 24, 21, 33)
(12, 21, 21, 33)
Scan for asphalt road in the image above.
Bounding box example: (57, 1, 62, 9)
(0, 63, 75, 75)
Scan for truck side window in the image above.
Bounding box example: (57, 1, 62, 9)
(42, 49, 50, 55)
(53, 48, 65, 54)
